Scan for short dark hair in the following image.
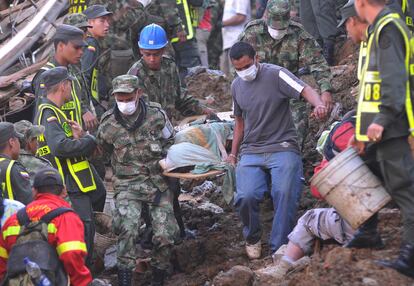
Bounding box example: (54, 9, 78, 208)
(53, 38, 68, 49)
(36, 185, 64, 195)
(45, 82, 62, 94)
(0, 140, 9, 153)
(229, 42, 256, 61)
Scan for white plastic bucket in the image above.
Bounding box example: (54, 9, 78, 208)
(311, 147, 391, 229)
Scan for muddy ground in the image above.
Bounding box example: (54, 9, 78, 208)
(98, 38, 414, 285)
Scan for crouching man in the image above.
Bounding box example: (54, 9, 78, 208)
(227, 41, 327, 259)
(97, 75, 178, 286)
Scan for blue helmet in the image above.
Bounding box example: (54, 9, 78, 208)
(138, 24, 168, 50)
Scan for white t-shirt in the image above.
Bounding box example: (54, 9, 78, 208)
(222, 0, 251, 50)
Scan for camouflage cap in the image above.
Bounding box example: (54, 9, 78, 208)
(337, 0, 357, 28)
(266, 0, 291, 29)
(63, 13, 92, 29)
(14, 120, 45, 143)
(112, 75, 140, 95)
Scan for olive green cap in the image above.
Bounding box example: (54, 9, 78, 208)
(0, 122, 23, 145)
(53, 24, 87, 47)
(41, 66, 75, 89)
(83, 5, 113, 19)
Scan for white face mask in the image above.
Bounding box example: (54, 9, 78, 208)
(236, 62, 258, 81)
(137, 0, 151, 7)
(117, 99, 137, 115)
(267, 26, 287, 40)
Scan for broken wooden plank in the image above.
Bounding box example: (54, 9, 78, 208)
(0, 0, 66, 75)
(0, 58, 46, 88)
(0, 1, 32, 19)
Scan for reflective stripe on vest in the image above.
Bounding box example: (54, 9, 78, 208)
(0, 246, 8, 259)
(40, 62, 83, 127)
(36, 104, 97, 193)
(171, 0, 194, 43)
(56, 241, 87, 256)
(0, 158, 15, 201)
(190, 6, 200, 28)
(91, 67, 99, 102)
(357, 41, 368, 81)
(402, 0, 414, 31)
(356, 13, 414, 141)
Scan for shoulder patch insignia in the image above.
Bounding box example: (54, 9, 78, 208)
(47, 116, 58, 122)
(87, 45, 96, 52)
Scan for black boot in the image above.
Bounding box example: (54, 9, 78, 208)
(151, 266, 166, 286)
(345, 214, 384, 249)
(376, 243, 414, 278)
(118, 268, 133, 286)
(322, 40, 335, 66)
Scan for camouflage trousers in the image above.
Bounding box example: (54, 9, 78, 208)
(112, 188, 179, 271)
(290, 98, 309, 151)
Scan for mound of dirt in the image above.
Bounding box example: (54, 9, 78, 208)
(186, 70, 233, 113)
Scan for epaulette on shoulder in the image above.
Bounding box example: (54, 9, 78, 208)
(162, 54, 174, 61)
(87, 45, 96, 52)
(289, 20, 313, 38)
(46, 116, 58, 123)
(162, 55, 177, 64)
(148, 101, 162, 110)
(147, 102, 168, 120)
(244, 19, 266, 31)
(100, 108, 115, 122)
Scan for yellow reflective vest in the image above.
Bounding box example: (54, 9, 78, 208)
(171, 0, 194, 43)
(0, 158, 15, 200)
(356, 12, 414, 141)
(402, 0, 414, 32)
(39, 62, 83, 128)
(36, 103, 97, 193)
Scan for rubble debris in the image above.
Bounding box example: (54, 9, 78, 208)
(212, 265, 254, 286)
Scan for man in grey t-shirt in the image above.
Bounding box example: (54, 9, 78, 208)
(227, 42, 327, 259)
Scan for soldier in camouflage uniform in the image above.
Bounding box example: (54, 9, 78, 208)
(238, 0, 334, 149)
(97, 75, 178, 286)
(128, 24, 213, 122)
(130, 0, 188, 60)
(13, 121, 52, 186)
(85, 0, 146, 99)
(32, 25, 98, 132)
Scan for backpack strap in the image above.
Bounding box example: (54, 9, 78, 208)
(16, 207, 30, 226)
(16, 207, 74, 226)
(41, 207, 73, 224)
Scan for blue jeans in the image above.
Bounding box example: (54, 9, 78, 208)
(234, 151, 303, 252)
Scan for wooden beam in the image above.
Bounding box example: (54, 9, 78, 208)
(0, 58, 46, 88)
